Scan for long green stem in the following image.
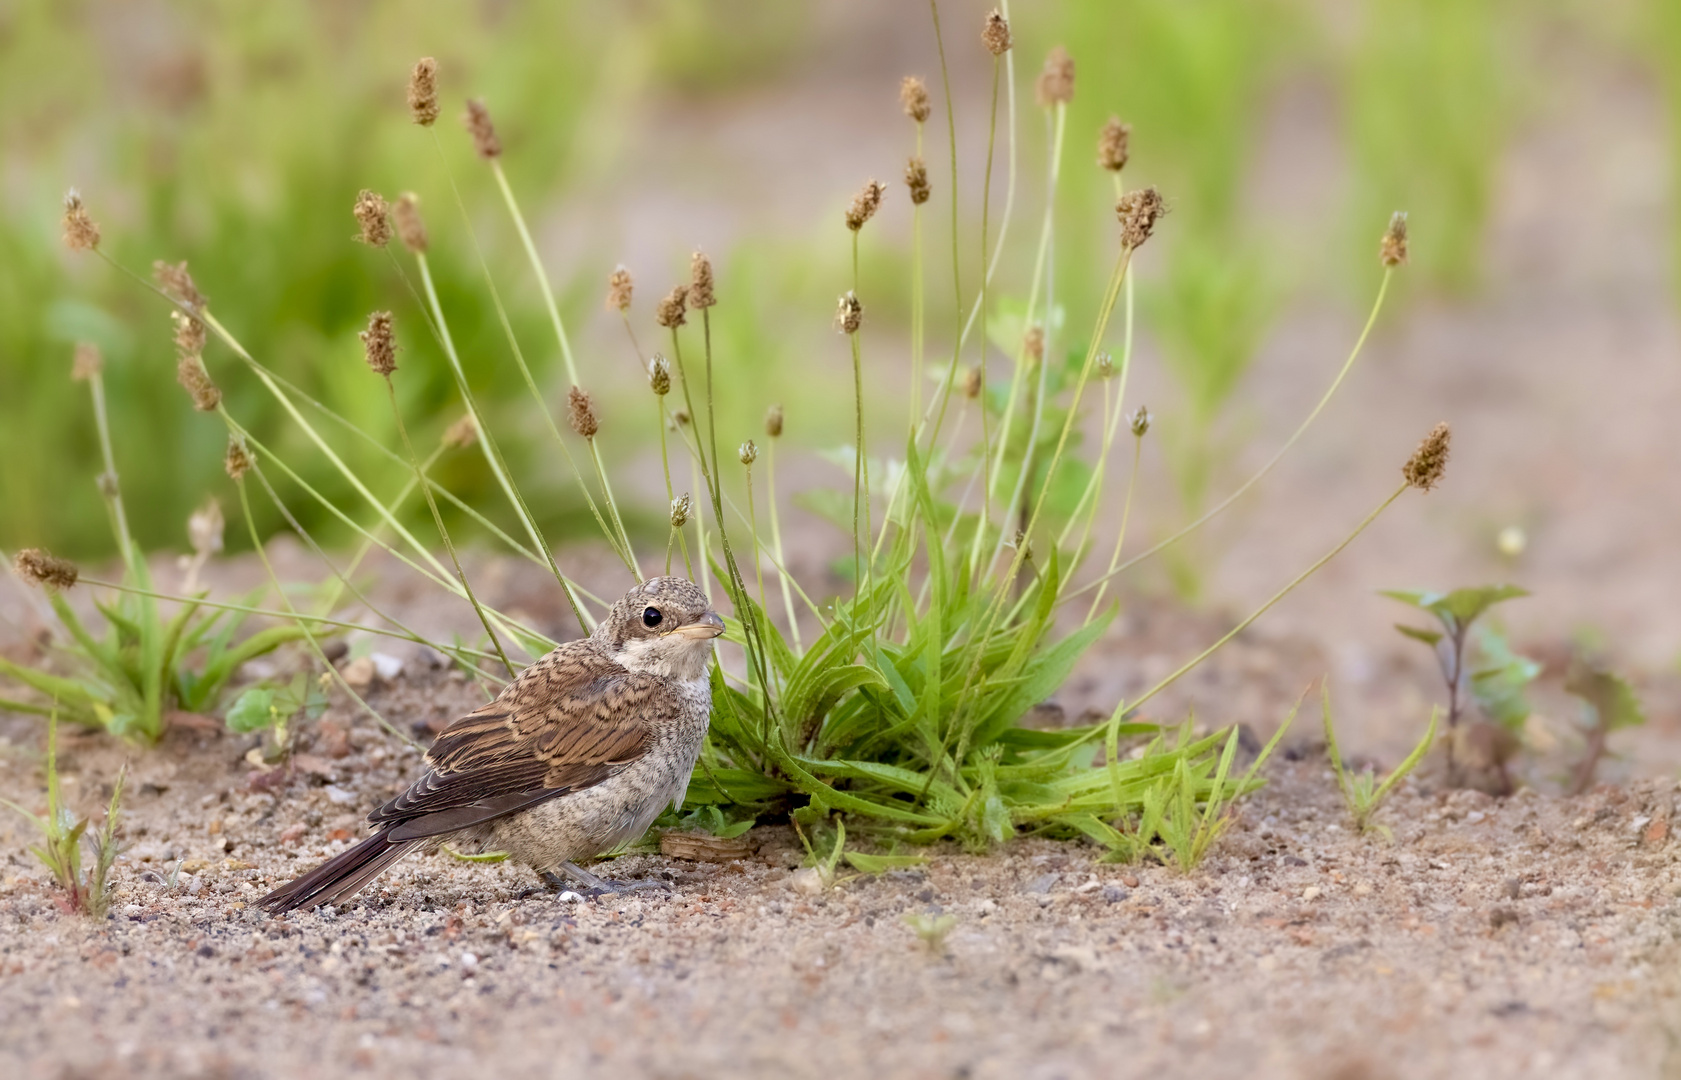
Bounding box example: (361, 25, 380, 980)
(1086, 430, 1145, 621)
(385, 377, 515, 678)
(1066, 268, 1395, 605)
(75, 577, 508, 674)
(235, 476, 420, 751)
(588, 437, 642, 581)
(926, 0, 963, 445)
(1119, 483, 1408, 720)
(744, 463, 768, 629)
(85, 371, 136, 578)
(766, 438, 803, 650)
(423, 148, 633, 577)
(924, 0, 1020, 449)
(197, 310, 458, 591)
(246, 462, 510, 690)
(222, 417, 553, 653)
(910, 123, 926, 429)
(983, 101, 1067, 576)
(968, 55, 1003, 580)
(488, 159, 579, 387)
(412, 254, 589, 630)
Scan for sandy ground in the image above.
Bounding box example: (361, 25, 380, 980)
(3, 664, 1681, 1080)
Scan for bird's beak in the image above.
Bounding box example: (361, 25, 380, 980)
(673, 611, 726, 640)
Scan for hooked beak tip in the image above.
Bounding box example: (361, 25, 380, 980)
(676, 611, 726, 639)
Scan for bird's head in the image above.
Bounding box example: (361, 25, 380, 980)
(594, 576, 723, 682)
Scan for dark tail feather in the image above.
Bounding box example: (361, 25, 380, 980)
(258, 832, 419, 913)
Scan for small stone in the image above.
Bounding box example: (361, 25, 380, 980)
(341, 657, 376, 689)
(789, 868, 824, 897)
(325, 784, 358, 805)
(122, 904, 143, 918)
(371, 652, 404, 682)
(1121, 874, 1140, 888)
(1302, 886, 1322, 901)
(1025, 872, 1060, 895)
(1490, 907, 1520, 929)
(1101, 885, 1129, 904)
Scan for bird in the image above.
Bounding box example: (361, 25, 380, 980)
(258, 576, 724, 913)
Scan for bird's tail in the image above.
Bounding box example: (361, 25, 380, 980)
(257, 832, 419, 913)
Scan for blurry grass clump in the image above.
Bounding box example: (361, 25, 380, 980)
(0, 0, 795, 559)
(26, 5, 1447, 865)
(2, 342, 303, 740)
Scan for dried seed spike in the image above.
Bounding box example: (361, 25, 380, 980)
(361, 311, 396, 376)
(900, 76, 931, 123)
(1117, 187, 1166, 249)
(353, 189, 392, 247)
(835, 291, 863, 334)
(1402, 422, 1451, 491)
(689, 251, 716, 309)
(188, 497, 225, 559)
(648, 354, 671, 396)
(464, 99, 501, 159)
(738, 440, 758, 466)
(172, 310, 206, 358)
(765, 403, 784, 438)
(670, 493, 691, 529)
(905, 156, 931, 206)
(224, 434, 255, 480)
(1035, 46, 1075, 107)
(442, 413, 477, 449)
(656, 285, 689, 328)
(394, 193, 428, 254)
(1129, 406, 1152, 437)
(152, 260, 207, 310)
(981, 10, 1012, 55)
(1023, 325, 1044, 363)
(408, 57, 440, 127)
(1098, 117, 1131, 172)
(1381, 211, 1409, 268)
(963, 364, 983, 399)
(845, 179, 887, 232)
(176, 355, 221, 411)
(606, 265, 634, 312)
(62, 189, 100, 252)
(71, 342, 103, 382)
(1094, 352, 1115, 380)
(13, 548, 79, 592)
(567, 385, 599, 439)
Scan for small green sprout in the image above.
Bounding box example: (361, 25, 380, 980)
(902, 911, 959, 954)
(1384, 585, 1528, 777)
(1322, 682, 1437, 836)
(1565, 662, 1645, 795)
(0, 711, 128, 917)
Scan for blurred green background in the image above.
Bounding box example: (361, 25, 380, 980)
(1, 0, 1676, 560)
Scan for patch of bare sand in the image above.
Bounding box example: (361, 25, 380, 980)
(2, 660, 1679, 1080)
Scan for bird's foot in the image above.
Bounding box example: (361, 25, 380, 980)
(540, 862, 671, 900)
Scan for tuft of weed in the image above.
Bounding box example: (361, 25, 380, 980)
(0, 712, 128, 918)
(1322, 682, 1437, 837)
(1385, 584, 1527, 785)
(903, 911, 959, 954)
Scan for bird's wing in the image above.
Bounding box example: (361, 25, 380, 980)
(368, 645, 678, 841)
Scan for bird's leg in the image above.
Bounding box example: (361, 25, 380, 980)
(544, 860, 670, 899)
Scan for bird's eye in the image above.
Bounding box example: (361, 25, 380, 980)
(642, 607, 663, 629)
